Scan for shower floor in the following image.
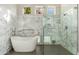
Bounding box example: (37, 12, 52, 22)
(6, 45, 73, 55)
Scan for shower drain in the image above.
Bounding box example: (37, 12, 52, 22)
(52, 40, 56, 44)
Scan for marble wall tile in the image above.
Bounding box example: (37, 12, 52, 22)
(0, 5, 16, 55)
(60, 4, 77, 54)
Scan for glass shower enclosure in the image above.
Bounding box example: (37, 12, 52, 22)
(38, 4, 78, 55)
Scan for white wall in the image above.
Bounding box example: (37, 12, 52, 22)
(0, 4, 17, 55)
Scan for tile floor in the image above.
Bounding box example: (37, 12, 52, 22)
(6, 45, 73, 55)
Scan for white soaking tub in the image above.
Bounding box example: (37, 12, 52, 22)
(11, 29, 38, 52)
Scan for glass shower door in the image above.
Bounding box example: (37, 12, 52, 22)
(61, 4, 78, 54)
(43, 16, 54, 45)
(38, 4, 78, 55)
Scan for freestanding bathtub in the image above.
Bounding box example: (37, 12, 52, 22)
(11, 29, 38, 52)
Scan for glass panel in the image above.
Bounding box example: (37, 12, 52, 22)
(36, 4, 77, 55)
(60, 4, 77, 54)
(43, 4, 78, 55)
(43, 16, 53, 45)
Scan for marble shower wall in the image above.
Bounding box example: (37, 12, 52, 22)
(60, 4, 77, 54)
(16, 4, 61, 44)
(43, 16, 61, 44)
(0, 4, 17, 55)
